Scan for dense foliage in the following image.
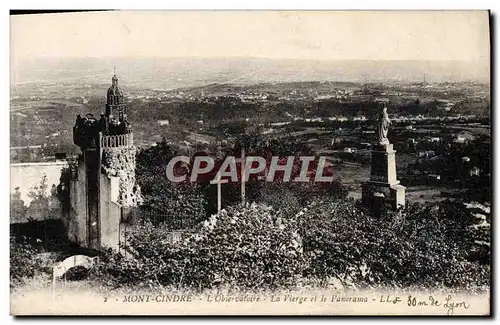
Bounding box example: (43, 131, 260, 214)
(136, 139, 207, 225)
(93, 204, 307, 290)
(10, 236, 43, 284)
(297, 200, 490, 290)
(91, 198, 489, 292)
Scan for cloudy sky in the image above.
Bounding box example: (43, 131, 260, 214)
(11, 10, 490, 63)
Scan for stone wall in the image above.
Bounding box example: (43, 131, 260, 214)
(99, 174, 121, 250)
(101, 146, 143, 207)
(65, 158, 88, 246)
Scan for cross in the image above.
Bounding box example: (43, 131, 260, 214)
(234, 147, 246, 205)
(113, 66, 116, 75)
(210, 177, 229, 213)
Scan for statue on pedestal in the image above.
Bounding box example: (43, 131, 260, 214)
(377, 106, 391, 145)
(362, 104, 405, 210)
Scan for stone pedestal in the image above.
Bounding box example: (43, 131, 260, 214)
(362, 143, 405, 210)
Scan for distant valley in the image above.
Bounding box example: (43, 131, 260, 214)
(11, 57, 490, 91)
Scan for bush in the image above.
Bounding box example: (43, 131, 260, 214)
(297, 200, 490, 289)
(249, 183, 302, 217)
(10, 236, 43, 285)
(93, 203, 307, 291)
(246, 179, 348, 218)
(92, 198, 489, 292)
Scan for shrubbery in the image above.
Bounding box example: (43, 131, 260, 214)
(297, 200, 490, 290)
(11, 191, 489, 293)
(92, 198, 489, 292)
(10, 236, 43, 285)
(93, 203, 307, 290)
(247, 180, 348, 218)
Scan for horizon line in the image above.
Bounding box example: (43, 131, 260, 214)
(12, 55, 483, 64)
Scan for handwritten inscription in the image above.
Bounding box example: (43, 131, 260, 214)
(443, 295, 470, 316)
(402, 295, 470, 315)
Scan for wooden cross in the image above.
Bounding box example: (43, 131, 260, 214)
(210, 177, 229, 213)
(234, 147, 246, 205)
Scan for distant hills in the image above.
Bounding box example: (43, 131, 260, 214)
(11, 57, 490, 90)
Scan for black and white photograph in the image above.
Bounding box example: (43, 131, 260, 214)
(8, 10, 491, 315)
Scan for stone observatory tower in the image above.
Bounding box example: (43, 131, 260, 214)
(63, 71, 143, 250)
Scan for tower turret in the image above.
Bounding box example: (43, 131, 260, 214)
(73, 70, 132, 150)
(107, 74, 124, 106)
(105, 70, 128, 131)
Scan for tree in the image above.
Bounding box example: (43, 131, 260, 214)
(10, 187, 26, 223)
(26, 174, 52, 220)
(135, 141, 207, 226)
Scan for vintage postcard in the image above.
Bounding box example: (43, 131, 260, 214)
(9, 10, 491, 316)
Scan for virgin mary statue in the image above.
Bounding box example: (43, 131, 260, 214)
(377, 106, 391, 144)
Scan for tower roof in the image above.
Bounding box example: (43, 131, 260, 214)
(107, 72, 124, 98)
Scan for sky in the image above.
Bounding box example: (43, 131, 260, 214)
(10, 10, 490, 63)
